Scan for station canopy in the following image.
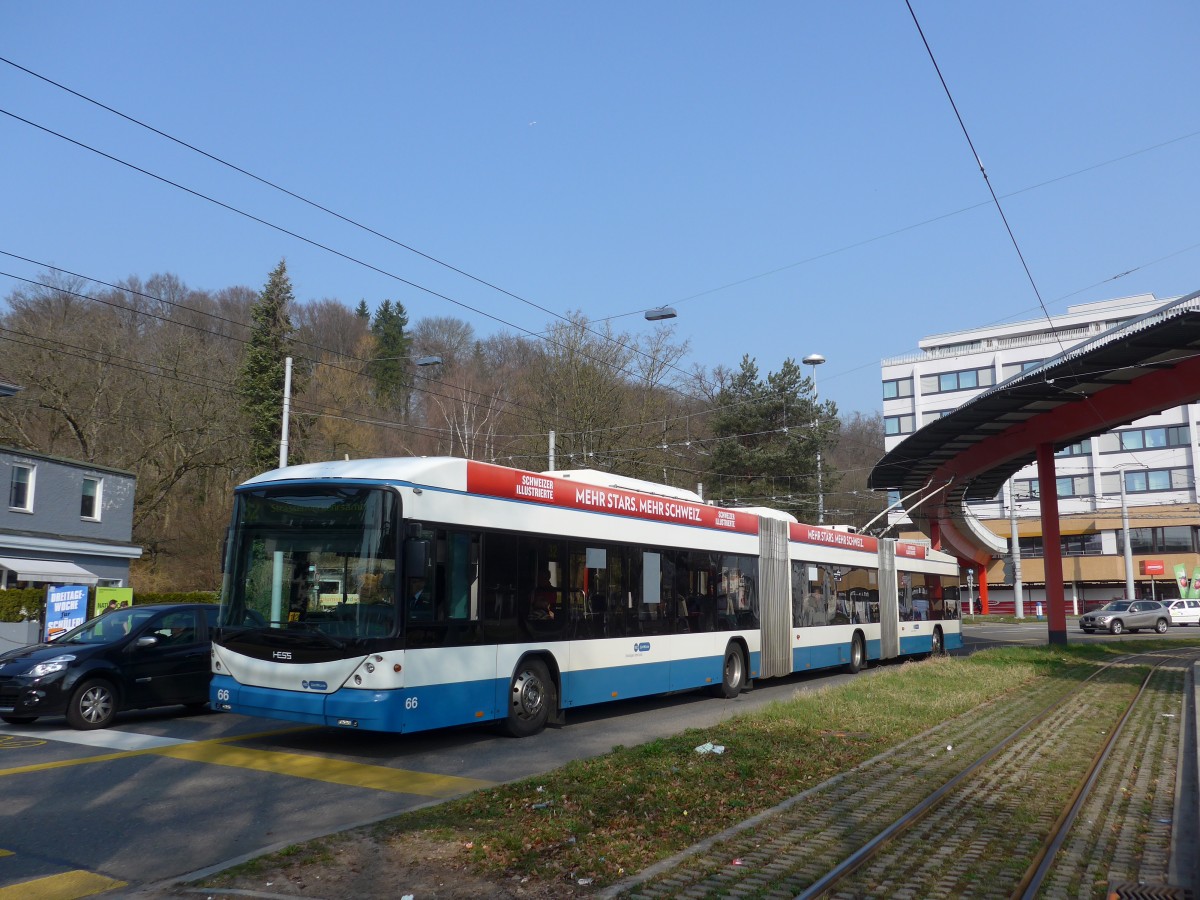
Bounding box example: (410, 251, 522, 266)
(869, 289, 1200, 566)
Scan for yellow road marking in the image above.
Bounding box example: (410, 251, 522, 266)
(0, 736, 46, 750)
(0, 870, 125, 899)
(0, 850, 11, 858)
(155, 742, 493, 796)
(0, 726, 314, 779)
(0, 725, 493, 797)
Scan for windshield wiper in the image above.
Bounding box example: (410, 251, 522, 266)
(283, 620, 347, 649)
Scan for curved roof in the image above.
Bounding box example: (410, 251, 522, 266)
(868, 289, 1200, 564)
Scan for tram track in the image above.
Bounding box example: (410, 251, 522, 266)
(616, 648, 1199, 899)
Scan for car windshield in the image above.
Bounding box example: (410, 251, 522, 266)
(53, 608, 156, 643)
(1100, 601, 1132, 612)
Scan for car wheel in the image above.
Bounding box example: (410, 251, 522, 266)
(1, 715, 38, 725)
(1109, 620, 1124, 635)
(502, 658, 553, 737)
(846, 633, 865, 674)
(1155, 618, 1168, 634)
(66, 678, 117, 730)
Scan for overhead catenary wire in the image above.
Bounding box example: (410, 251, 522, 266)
(6, 53, 1198, 411)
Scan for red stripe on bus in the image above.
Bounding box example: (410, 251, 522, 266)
(465, 461, 759, 535)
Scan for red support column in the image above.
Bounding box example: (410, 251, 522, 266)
(978, 562, 989, 615)
(929, 518, 942, 552)
(1036, 441, 1068, 645)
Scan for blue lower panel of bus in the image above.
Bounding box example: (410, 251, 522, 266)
(213, 642, 765, 734)
(211, 673, 499, 732)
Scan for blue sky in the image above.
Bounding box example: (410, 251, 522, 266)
(3, 2, 1198, 415)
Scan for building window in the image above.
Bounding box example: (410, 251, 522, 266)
(884, 414, 915, 436)
(882, 377, 913, 400)
(9, 464, 33, 512)
(1129, 526, 1197, 554)
(81, 477, 102, 520)
(1055, 439, 1091, 458)
(920, 366, 995, 396)
(1012, 474, 1093, 500)
(1123, 467, 1191, 493)
(1001, 359, 1046, 379)
(921, 409, 954, 426)
(1111, 425, 1189, 452)
(1018, 532, 1102, 558)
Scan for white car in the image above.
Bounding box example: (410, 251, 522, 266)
(1164, 598, 1200, 626)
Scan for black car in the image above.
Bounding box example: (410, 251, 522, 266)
(0, 603, 218, 729)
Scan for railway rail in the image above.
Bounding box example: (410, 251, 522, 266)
(611, 649, 1198, 899)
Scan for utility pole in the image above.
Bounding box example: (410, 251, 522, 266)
(279, 356, 293, 468)
(1010, 494, 1024, 618)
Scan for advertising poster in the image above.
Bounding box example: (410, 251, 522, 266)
(45, 584, 90, 641)
(1174, 563, 1191, 600)
(1191, 567, 1200, 600)
(95, 586, 134, 617)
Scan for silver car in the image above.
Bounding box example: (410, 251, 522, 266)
(1079, 599, 1172, 635)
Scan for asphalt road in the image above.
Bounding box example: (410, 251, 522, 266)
(1, 620, 1196, 897)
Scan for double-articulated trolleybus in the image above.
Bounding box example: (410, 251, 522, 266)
(211, 457, 961, 737)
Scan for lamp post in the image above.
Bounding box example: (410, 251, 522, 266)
(1111, 464, 1146, 599)
(802, 353, 826, 525)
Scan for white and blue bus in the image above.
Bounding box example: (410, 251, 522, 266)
(210, 457, 961, 736)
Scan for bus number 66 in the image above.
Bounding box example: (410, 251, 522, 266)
(405, 696, 419, 710)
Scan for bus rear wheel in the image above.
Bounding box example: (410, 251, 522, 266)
(502, 658, 552, 738)
(711, 643, 745, 698)
(847, 634, 865, 674)
(931, 626, 945, 656)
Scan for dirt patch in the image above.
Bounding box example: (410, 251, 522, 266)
(187, 832, 593, 899)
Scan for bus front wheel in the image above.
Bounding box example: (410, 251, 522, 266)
(711, 643, 745, 698)
(931, 626, 945, 656)
(503, 658, 553, 738)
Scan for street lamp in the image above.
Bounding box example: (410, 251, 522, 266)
(367, 354, 443, 366)
(1112, 464, 1148, 598)
(802, 353, 826, 525)
(644, 307, 677, 321)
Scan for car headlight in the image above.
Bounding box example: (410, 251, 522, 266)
(1094, 615, 1111, 623)
(27, 655, 75, 677)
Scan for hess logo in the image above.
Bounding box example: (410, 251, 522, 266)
(272, 651, 292, 660)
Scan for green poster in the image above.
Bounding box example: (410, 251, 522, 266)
(95, 586, 134, 617)
(1174, 563, 1192, 600)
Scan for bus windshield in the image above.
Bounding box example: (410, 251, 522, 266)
(220, 486, 399, 639)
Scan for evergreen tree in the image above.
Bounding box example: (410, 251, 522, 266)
(707, 355, 838, 521)
(368, 299, 412, 407)
(354, 299, 370, 320)
(236, 260, 296, 473)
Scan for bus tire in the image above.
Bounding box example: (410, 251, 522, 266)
(931, 626, 945, 656)
(711, 643, 745, 698)
(847, 633, 865, 674)
(502, 658, 553, 738)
